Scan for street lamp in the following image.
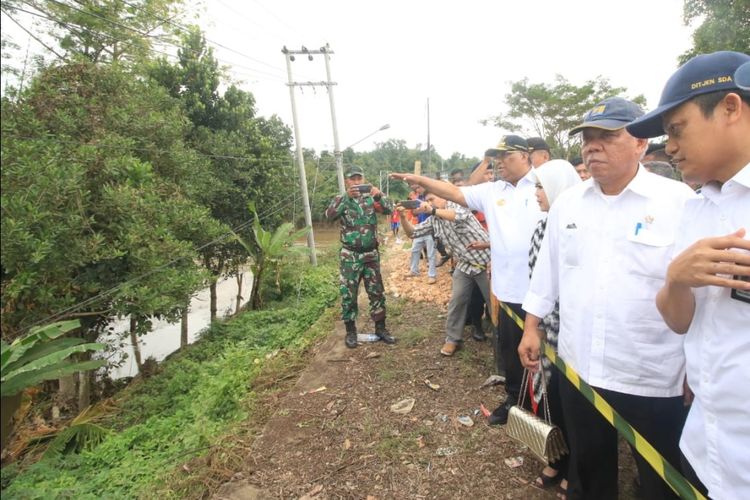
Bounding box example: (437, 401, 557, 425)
(333, 123, 391, 194)
(345, 123, 391, 150)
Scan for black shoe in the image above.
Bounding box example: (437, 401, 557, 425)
(375, 320, 396, 345)
(488, 399, 515, 426)
(436, 254, 451, 268)
(344, 321, 358, 349)
(472, 326, 486, 342)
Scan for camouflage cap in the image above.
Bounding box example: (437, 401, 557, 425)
(345, 165, 364, 178)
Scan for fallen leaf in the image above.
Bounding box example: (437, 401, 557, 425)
(416, 436, 426, 448)
(343, 438, 351, 450)
(365, 352, 381, 359)
(424, 379, 440, 391)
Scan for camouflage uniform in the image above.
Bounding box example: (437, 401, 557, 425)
(325, 191, 393, 323)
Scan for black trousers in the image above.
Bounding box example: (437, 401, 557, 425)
(680, 452, 710, 498)
(466, 283, 485, 330)
(560, 381, 687, 500)
(498, 302, 525, 401)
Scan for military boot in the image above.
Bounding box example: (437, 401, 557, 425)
(375, 319, 396, 344)
(344, 320, 358, 349)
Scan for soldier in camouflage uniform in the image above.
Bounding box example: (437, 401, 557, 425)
(325, 166, 396, 348)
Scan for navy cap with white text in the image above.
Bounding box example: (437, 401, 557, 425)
(627, 51, 750, 139)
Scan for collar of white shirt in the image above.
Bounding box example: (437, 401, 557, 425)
(582, 164, 660, 200)
(699, 162, 750, 202)
(494, 167, 536, 191)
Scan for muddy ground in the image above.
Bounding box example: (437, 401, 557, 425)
(212, 235, 639, 500)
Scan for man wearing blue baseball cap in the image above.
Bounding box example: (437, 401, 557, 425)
(628, 50, 750, 499)
(519, 96, 698, 499)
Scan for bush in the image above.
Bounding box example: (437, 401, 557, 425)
(1, 257, 337, 499)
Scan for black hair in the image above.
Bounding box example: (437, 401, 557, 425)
(450, 168, 463, 176)
(693, 89, 750, 118)
(569, 156, 583, 166)
(470, 161, 483, 173)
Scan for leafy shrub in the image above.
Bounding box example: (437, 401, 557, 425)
(1, 258, 337, 499)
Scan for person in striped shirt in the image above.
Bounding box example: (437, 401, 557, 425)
(397, 188, 491, 356)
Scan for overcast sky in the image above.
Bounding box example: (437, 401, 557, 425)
(190, 0, 695, 158)
(3, 0, 696, 158)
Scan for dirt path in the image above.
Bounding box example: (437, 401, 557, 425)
(213, 235, 637, 499)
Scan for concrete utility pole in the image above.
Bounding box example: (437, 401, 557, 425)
(282, 46, 317, 265)
(321, 45, 346, 195)
(282, 44, 345, 195)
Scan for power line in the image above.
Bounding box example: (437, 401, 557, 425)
(17, 0, 288, 82)
(1, 7, 67, 61)
(118, 0, 289, 77)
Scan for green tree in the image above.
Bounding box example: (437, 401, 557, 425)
(1, 62, 212, 362)
(148, 28, 296, 320)
(485, 75, 647, 160)
(234, 205, 310, 310)
(680, 0, 750, 63)
(3, 0, 185, 64)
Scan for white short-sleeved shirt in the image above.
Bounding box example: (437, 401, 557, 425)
(523, 166, 697, 397)
(675, 164, 750, 498)
(461, 170, 543, 303)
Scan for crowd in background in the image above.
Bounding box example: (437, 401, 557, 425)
(329, 51, 749, 499)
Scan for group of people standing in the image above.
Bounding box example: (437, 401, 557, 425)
(325, 51, 749, 499)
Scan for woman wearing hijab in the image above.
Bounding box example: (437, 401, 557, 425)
(527, 159, 582, 497)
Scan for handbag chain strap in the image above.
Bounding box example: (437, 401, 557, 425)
(518, 364, 552, 424)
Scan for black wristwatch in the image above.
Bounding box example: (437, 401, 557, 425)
(431, 207, 437, 216)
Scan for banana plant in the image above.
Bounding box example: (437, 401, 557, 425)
(1, 320, 106, 397)
(233, 203, 311, 310)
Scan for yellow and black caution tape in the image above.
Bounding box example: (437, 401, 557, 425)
(496, 301, 706, 500)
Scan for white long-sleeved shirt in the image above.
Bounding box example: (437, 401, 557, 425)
(523, 166, 697, 397)
(675, 164, 750, 499)
(461, 169, 543, 303)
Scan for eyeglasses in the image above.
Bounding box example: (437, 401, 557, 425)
(535, 183, 543, 190)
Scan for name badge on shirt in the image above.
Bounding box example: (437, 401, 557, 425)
(496, 198, 506, 207)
